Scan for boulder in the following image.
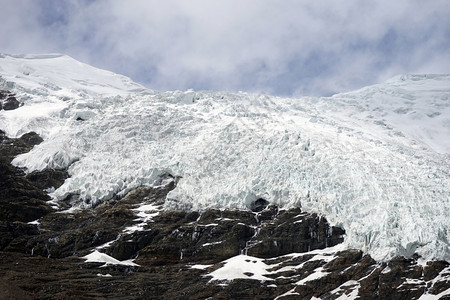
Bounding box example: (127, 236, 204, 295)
(3, 96, 20, 110)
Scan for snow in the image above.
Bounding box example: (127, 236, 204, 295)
(1, 54, 449, 262)
(202, 241, 223, 247)
(418, 265, 450, 299)
(207, 254, 273, 282)
(207, 245, 343, 283)
(204, 244, 449, 299)
(27, 219, 40, 225)
(274, 288, 300, 299)
(96, 238, 118, 251)
(418, 288, 450, 300)
(296, 267, 329, 285)
(190, 264, 213, 270)
(123, 202, 161, 234)
(82, 250, 139, 267)
(0, 53, 146, 97)
(268, 246, 340, 284)
(281, 243, 345, 259)
(330, 280, 360, 300)
(271, 246, 342, 274)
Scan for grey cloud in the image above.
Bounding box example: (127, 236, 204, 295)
(1, 0, 449, 96)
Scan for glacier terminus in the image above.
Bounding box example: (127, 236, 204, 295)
(0, 53, 449, 263)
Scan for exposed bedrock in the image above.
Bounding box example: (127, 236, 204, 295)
(0, 89, 21, 110)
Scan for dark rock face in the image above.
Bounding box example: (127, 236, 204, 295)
(133, 203, 343, 266)
(246, 207, 345, 258)
(3, 96, 20, 110)
(0, 90, 21, 110)
(0, 90, 10, 99)
(25, 169, 68, 191)
(0, 131, 59, 255)
(0, 131, 449, 299)
(0, 131, 53, 224)
(250, 197, 269, 212)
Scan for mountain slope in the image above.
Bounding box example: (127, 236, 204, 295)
(0, 53, 146, 96)
(0, 54, 449, 262)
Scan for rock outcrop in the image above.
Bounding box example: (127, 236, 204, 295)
(0, 90, 21, 110)
(0, 131, 51, 223)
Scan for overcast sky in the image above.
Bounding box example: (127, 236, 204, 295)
(1, 0, 449, 96)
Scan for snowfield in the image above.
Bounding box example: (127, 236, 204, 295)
(1, 54, 449, 262)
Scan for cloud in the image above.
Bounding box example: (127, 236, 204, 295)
(1, 0, 449, 96)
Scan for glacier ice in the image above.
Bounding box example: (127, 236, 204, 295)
(0, 54, 449, 262)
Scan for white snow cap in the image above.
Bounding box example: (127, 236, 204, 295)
(1, 54, 449, 262)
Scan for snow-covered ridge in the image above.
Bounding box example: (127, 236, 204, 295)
(0, 53, 147, 98)
(0, 54, 449, 262)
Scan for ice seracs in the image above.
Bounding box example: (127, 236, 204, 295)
(0, 54, 449, 262)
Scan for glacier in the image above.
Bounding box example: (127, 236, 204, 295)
(0, 54, 449, 262)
